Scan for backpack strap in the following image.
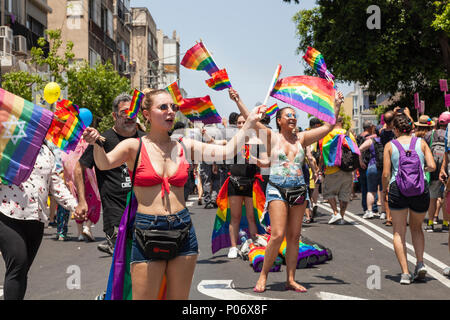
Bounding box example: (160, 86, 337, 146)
(127, 138, 142, 222)
(391, 139, 404, 155)
(409, 136, 418, 151)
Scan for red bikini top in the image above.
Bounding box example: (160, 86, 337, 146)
(129, 139, 190, 198)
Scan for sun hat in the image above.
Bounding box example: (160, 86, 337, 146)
(414, 115, 434, 127)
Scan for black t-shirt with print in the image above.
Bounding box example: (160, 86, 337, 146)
(79, 128, 145, 212)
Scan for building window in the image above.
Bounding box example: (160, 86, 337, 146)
(26, 16, 45, 37)
(89, 0, 101, 26)
(89, 48, 101, 68)
(67, 0, 83, 16)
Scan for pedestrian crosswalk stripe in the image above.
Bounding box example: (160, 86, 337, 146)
(197, 280, 279, 300)
(0, 285, 3, 297)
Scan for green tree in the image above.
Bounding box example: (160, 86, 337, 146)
(285, 0, 449, 118)
(2, 71, 42, 101)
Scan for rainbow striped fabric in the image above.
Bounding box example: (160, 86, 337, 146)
(0, 88, 54, 185)
(205, 69, 232, 91)
(165, 81, 183, 105)
(321, 132, 360, 167)
(46, 100, 85, 153)
(265, 103, 279, 117)
(270, 75, 336, 124)
(179, 95, 222, 124)
(181, 42, 219, 76)
(125, 89, 144, 119)
(212, 175, 269, 254)
(303, 47, 335, 84)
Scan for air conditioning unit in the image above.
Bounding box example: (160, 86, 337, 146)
(13, 36, 27, 55)
(0, 26, 13, 42)
(124, 12, 131, 25)
(0, 37, 12, 55)
(0, 53, 15, 67)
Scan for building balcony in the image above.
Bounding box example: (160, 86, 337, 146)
(89, 19, 104, 42)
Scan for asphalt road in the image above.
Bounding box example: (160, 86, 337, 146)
(0, 193, 449, 300)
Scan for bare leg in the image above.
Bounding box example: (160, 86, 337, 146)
(131, 261, 167, 300)
(244, 196, 258, 239)
(390, 209, 409, 274)
(229, 195, 244, 248)
(166, 255, 198, 300)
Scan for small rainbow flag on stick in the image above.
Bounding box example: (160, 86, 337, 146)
(179, 95, 222, 124)
(303, 47, 335, 85)
(265, 103, 279, 117)
(271, 75, 336, 124)
(263, 64, 282, 105)
(0, 88, 54, 185)
(125, 89, 144, 119)
(181, 42, 220, 76)
(205, 69, 232, 91)
(165, 81, 183, 105)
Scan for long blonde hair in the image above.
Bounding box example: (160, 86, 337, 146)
(141, 88, 170, 126)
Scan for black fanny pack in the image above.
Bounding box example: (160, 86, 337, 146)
(135, 222, 191, 260)
(229, 175, 254, 193)
(268, 181, 308, 207)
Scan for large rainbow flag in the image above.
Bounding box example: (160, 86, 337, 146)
(0, 88, 54, 185)
(46, 100, 85, 153)
(271, 75, 336, 125)
(181, 42, 219, 76)
(321, 133, 360, 167)
(205, 69, 232, 91)
(212, 174, 270, 254)
(303, 47, 335, 85)
(180, 95, 222, 124)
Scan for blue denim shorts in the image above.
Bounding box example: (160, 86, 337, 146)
(130, 208, 199, 264)
(265, 175, 309, 205)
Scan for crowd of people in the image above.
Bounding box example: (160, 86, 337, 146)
(0, 88, 449, 300)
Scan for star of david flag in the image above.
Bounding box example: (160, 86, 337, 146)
(0, 88, 54, 185)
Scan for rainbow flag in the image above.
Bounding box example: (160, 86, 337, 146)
(265, 103, 279, 117)
(212, 175, 270, 254)
(0, 88, 54, 185)
(181, 42, 219, 76)
(321, 133, 360, 167)
(303, 47, 335, 84)
(125, 89, 144, 119)
(165, 81, 183, 105)
(180, 95, 222, 124)
(46, 100, 85, 153)
(205, 69, 232, 91)
(271, 75, 336, 124)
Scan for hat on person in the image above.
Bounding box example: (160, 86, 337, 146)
(414, 115, 434, 127)
(438, 111, 450, 125)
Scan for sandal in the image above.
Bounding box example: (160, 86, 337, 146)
(385, 220, 392, 227)
(303, 217, 312, 224)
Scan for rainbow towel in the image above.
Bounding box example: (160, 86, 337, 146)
(180, 95, 222, 124)
(271, 75, 336, 125)
(265, 103, 279, 117)
(181, 42, 219, 76)
(46, 100, 85, 153)
(205, 69, 232, 91)
(321, 134, 360, 167)
(212, 175, 270, 254)
(165, 81, 183, 105)
(125, 89, 144, 119)
(303, 47, 335, 85)
(0, 88, 54, 185)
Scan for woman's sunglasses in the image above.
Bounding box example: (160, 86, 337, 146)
(284, 112, 297, 119)
(158, 103, 180, 112)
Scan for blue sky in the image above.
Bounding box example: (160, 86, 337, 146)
(131, 0, 353, 129)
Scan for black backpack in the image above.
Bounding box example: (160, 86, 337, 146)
(371, 138, 384, 171)
(429, 130, 446, 181)
(339, 134, 361, 172)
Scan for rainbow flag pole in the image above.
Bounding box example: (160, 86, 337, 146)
(263, 64, 282, 106)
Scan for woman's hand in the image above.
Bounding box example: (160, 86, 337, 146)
(247, 105, 268, 126)
(228, 88, 240, 103)
(334, 91, 344, 114)
(83, 127, 101, 145)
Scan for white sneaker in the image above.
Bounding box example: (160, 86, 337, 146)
(227, 247, 239, 259)
(380, 212, 386, 220)
(363, 211, 374, 219)
(82, 226, 95, 242)
(328, 214, 343, 224)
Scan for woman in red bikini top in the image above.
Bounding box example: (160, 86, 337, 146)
(83, 88, 267, 300)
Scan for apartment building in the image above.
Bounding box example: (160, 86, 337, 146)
(156, 29, 181, 89)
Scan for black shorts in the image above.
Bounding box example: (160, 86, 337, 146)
(388, 181, 430, 213)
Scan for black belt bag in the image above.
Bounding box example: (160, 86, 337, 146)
(268, 181, 308, 207)
(229, 175, 254, 193)
(135, 222, 191, 260)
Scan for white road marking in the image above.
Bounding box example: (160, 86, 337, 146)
(317, 203, 450, 288)
(0, 285, 3, 297)
(186, 201, 194, 207)
(316, 291, 366, 300)
(197, 280, 280, 300)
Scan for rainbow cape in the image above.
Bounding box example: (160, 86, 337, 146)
(46, 100, 85, 153)
(212, 174, 270, 254)
(270, 75, 336, 125)
(126, 89, 144, 119)
(0, 88, 54, 185)
(303, 47, 335, 86)
(265, 103, 279, 117)
(321, 133, 360, 167)
(180, 95, 222, 124)
(181, 42, 219, 76)
(205, 69, 232, 91)
(165, 81, 183, 105)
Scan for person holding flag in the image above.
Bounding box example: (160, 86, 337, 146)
(228, 87, 344, 293)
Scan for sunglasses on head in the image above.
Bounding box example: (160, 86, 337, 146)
(158, 103, 180, 112)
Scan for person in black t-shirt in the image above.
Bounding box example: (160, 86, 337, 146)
(74, 93, 145, 255)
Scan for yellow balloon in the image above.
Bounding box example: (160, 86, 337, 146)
(43, 82, 61, 104)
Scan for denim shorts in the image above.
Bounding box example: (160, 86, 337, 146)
(265, 175, 309, 205)
(366, 164, 382, 193)
(130, 208, 199, 264)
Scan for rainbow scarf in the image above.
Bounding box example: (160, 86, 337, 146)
(0, 88, 54, 185)
(46, 100, 85, 153)
(165, 81, 183, 105)
(321, 133, 360, 167)
(205, 68, 232, 91)
(303, 47, 335, 86)
(181, 42, 219, 76)
(180, 95, 222, 124)
(265, 103, 279, 117)
(212, 174, 270, 254)
(271, 75, 336, 124)
(125, 89, 144, 119)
